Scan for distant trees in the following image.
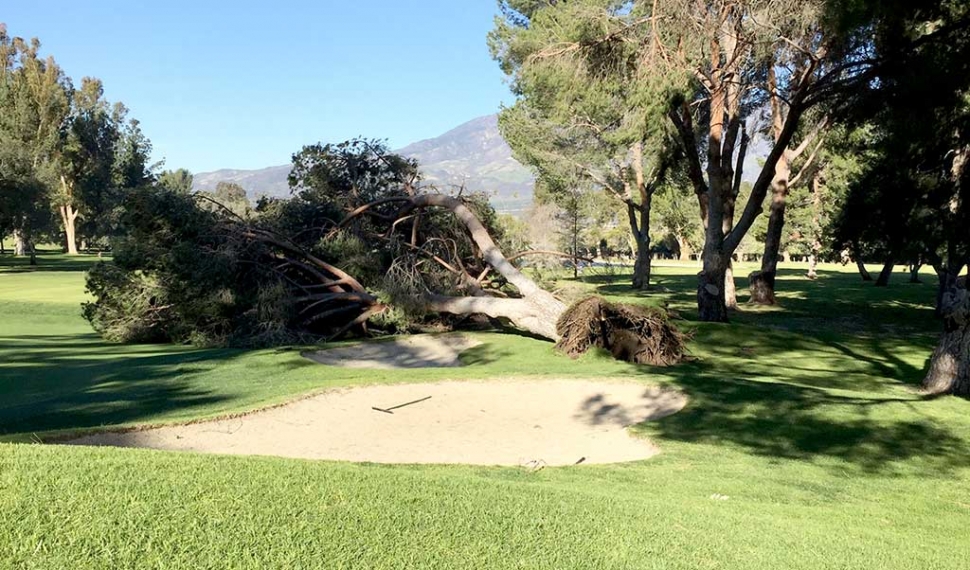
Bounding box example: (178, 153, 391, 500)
(0, 25, 153, 257)
(158, 168, 193, 194)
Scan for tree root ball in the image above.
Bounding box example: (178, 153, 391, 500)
(555, 297, 688, 366)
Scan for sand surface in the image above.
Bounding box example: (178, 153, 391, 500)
(67, 380, 686, 466)
(301, 334, 482, 369)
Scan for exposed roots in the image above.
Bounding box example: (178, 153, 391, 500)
(555, 297, 687, 366)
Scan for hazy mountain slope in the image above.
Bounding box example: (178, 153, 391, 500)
(192, 115, 535, 214)
(192, 165, 292, 198)
(191, 113, 769, 216)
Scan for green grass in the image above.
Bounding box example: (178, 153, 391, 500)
(2, 252, 969, 569)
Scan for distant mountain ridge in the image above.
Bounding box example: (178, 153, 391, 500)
(192, 114, 535, 215)
(192, 113, 770, 216)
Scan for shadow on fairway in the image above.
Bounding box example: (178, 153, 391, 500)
(0, 251, 108, 273)
(0, 334, 235, 435)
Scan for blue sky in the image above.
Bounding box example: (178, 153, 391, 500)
(3, 1, 514, 173)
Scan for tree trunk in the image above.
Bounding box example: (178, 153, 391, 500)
(935, 263, 965, 317)
(627, 144, 654, 291)
(724, 261, 738, 309)
(748, 270, 776, 305)
(874, 259, 894, 287)
(676, 235, 692, 261)
(753, 174, 788, 304)
(632, 235, 651, 290)
(698, 252, 729, 322)
(807, 254, 819, 279)
(909, 263, 922, 284)
(13, 229, 26, 256)
(856, 259, 873, 281)
(922, 286, 970, 396)
(59, 204, 80, 255)
(628, 198, 652, 290)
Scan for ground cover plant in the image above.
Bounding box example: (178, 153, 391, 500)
(2, 252, 969, 569)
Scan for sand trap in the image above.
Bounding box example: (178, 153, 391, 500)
(66, 380, 686, 466)
(301, 334, 481, 369)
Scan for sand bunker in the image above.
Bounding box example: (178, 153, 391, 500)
(301, 334, 481, 369)
(66, 380, 686, 466)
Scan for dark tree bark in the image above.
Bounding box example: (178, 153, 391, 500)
(909, 263, 922, 283)
(934, 262, 966, 317)
(627, 141, 660, 291)
(751, 98, 791, 305)
(856, 259, 873, 281)
(697, 253, 730, 322)
(922, 286, 970, 396)
(629, 199, 652, 290)
(874, 258, 895, 287)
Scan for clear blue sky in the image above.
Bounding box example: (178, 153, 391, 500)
(3, 1, 514, 173)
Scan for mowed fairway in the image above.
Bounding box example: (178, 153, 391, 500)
(2, 252, 970, 569)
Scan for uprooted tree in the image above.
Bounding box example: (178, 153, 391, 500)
(84, 139, 686, 365)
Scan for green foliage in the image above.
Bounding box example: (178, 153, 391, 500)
(0, 25, 154, 252)
(157, 168, 193, 194)
(828, 1, 970, 272)
(83, 187, 300, 347)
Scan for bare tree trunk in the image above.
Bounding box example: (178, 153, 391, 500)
(874, 258, 894, 287)
(923, 286, 970, 396)
(909, 263, 922, 284)
(59, 204, 80, 255)
(676, 235, 692, 261)
(935, 262, 966, 317)
(628, 142, 654, 291)
(856, 259, 873, 281)
(698, 253, 729, 322)
(750, 150, 791, 305)
(13, 229, 26, 256)
(628, 199, 652, 290)
(724, 261, 737, 310)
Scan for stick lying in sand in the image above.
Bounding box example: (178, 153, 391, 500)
(372, 396, 432, 414)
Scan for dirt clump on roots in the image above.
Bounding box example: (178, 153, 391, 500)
(555, 296, 687, 366)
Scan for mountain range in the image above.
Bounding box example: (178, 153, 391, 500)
(192, 114, 536, 215)
(192, 113, 770, 216)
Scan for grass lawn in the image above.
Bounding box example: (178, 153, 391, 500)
(1, 252, 969, 569)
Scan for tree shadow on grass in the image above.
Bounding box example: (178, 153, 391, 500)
(0, 251, 105, 273)
(0, 334, 237, 435)
(639, 364, 970, 475)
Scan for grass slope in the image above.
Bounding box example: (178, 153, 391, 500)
(1, 253, 969, 569)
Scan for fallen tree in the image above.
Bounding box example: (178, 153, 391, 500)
(342, 192, 686, 364)
(85, 139, 686, 365)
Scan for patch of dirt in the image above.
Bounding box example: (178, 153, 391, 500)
(301, 334, 481, 369)
(65, 380, 686, 466)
